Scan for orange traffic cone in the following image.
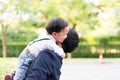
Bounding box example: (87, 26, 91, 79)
(98, 53, 104, 64)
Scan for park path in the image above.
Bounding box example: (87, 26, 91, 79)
(60, 59, 120, 80)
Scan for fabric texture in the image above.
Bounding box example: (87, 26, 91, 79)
(25, 49, 62, 80)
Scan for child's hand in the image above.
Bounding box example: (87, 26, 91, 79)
(61, 53, 66, 58)
(26, 48, 30, 54)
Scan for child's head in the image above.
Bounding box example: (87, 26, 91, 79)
(62, 29, 79, 53)
(46, 17, 69, 43)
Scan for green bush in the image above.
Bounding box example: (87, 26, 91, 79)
(109, 36, 120, 42)
(0, 42, 120, 58)
(98, 37, 109, 48)
(71, 42, 120, 58)
(0, 45, 2, 57)
(0, 38, 2, 45)
(7, 28, 38, 42)
(7, 42, 27, 57)
(0, 42, 27, 57)
(72, 43, 99, 58)
(79, 37, 87, 42)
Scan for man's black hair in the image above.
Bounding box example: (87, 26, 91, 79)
(62, 29, 79, 53)
(46, 17, 68, 34)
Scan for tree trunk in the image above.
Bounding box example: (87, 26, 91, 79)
(1, 23, 8, 57)
(72, 23, 76, 30)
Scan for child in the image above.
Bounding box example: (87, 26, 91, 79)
(6, 17, 69, 80)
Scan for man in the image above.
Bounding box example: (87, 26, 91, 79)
(24, 29, 79, 80)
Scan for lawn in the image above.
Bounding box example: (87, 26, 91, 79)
(0, 58, 18, 80)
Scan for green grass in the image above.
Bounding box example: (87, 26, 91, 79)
(0, 58, 17, 80)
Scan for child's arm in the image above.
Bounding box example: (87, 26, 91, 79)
(26, 48, 30, 54)
(56, 41, 66, 58)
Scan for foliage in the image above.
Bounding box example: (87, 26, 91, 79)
(0, 0, 120, 57)
(0, 0, 120, 42)
(0, 42, 120, 58)
(0, 38, 2, 44)
(97, 37, 109, 47)
(109, 36, 120, 42)
(8, 42, 27, 57)
(72, 42, 120, 58)
(0, 42, 27, 57)
(7, 27, 38, 42)
(82, 36, 97, 43)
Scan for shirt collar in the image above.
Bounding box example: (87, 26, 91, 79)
(48, 34, 56, 43)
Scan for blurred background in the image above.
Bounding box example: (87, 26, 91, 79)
(0, 0, 120, 58)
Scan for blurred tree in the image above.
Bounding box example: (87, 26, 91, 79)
(0, 0, 39, 57)
(0, 0, 120, 57)
(89, 0, 120, 37)
(0, 1, 16, 57)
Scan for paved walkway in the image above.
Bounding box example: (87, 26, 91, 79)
(60, 59, 120, 80)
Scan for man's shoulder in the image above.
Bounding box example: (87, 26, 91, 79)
(37, 49, 63, 68)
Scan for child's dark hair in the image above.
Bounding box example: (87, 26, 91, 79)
(46, 17, 68, 34)
(62, 29, 79, 53)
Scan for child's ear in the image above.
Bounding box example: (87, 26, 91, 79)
(52, 32, 57, 36)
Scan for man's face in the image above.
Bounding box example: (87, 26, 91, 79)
(52, 26, 69, 43)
